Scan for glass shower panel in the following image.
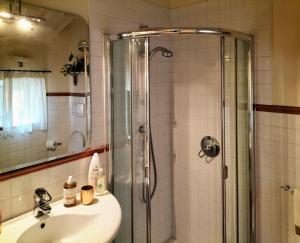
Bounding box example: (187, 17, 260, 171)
(111, 37, 148, 243)
(224, 37, 237, 243)
(224, 37, 251, 243)
(236, 39, 251, 243)
(111, 39, 132, 243)
(131, 37, 148, 243)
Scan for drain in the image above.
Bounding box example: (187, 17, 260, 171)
(40, 222, 46, 229)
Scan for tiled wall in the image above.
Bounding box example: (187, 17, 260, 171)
(255, 111, 300, 243)
(88, 0, 170, 148)
(47, 96, 71, 156)
(88, 1, 172, 243)
(0, 1, 173, 241)
(0, 153, 108, 221)
(0, 95, 88, 172)
(169, 0, 273, 242)
(0, 96, 70, 171)
(150, 37, 173, 243)
(170, 33, 222, 243)
(0, 130, 48, 171)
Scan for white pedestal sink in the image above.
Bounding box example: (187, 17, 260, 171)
(0, 193, 121, 243)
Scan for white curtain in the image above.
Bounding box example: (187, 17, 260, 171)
(2, 71, 47, 136)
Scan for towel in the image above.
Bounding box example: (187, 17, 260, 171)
(294, 188, 300, 235)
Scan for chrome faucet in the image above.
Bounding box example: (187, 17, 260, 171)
(33, 188, 52, 218)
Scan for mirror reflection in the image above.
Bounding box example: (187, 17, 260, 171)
(0, 1, 90, 173)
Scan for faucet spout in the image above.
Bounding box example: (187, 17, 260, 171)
(33, 188, 52, 218)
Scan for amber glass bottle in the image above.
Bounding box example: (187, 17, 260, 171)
(63, 176, 77, 207)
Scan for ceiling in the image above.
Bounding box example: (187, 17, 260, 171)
(22, 0, 88, 22)
(142, 0, 207, 9)
(0, 0, 77, 45)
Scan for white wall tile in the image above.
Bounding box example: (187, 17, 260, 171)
(0, 200, 11, 221)
(0, 180, 11, 202)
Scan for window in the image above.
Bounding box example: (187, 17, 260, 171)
(1, 72, 47, 135)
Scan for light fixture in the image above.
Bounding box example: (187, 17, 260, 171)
(17, 18, 32, 31)
(0, 0, 45, 23)
(0, 11, 11, 19)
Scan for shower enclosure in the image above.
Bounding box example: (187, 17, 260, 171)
(108, 27, 254, 243)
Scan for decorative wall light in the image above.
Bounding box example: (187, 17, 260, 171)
(60, 41, 89, 86)
(60, 54, 86, 86)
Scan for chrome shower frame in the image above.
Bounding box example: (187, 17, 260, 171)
(108, 26, 255, 243)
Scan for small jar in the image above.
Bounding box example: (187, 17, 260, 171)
(63, 176, 77, 207)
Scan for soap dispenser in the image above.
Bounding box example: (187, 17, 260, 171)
(88, 153, 101, 188)
(63, 176, 77, 207)
(95, 166, 107, 196)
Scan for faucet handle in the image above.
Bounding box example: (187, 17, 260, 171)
(34, 188, 52, 203)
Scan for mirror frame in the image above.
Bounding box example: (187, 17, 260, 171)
(0, 145, 109, 181)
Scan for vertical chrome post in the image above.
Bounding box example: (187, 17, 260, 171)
(234, 38, 239, 243)
(79, 39, 91, 154)
(220, 36, 227, 243)
(248, 36, 256, 243)
(144, 37, 151, 243)
(129, 39, 134, 243)
(105, 34, 113, 191)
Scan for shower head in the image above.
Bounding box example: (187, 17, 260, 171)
(78, 40, 89, 52)
(149, 47, 173, 60)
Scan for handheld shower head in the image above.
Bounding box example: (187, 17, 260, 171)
(149, 47, 173, 60)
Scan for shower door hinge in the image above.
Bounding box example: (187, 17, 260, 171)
(223, 165, 228, 179)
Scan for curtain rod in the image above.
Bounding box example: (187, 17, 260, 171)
(0, 69, 52, 73)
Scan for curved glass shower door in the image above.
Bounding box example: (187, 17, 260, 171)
(110, 28, 254, 243)
(111, 37, 150, 243)
(111, 38, 132, 243)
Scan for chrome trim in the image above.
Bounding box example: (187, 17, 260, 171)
(119, 27, 252, 41)
(234, 38, 239, 243)
(82, 39, 91, 151)
(129, 38, 134, 243)
(220, 36, 227, 243)
(249, 35, 256, 243)
(33, 188, 52, 218)
(144, 37, 152, 243)
(105, 34, 113, 191)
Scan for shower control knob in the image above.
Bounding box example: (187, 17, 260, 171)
(198, 136, 220, 159)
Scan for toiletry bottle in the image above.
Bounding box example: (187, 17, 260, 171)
(95, 167, 107, 196)
(88, 153, 101, 188)
(90, 166, 99, 189)
(63, 176, 77, 207)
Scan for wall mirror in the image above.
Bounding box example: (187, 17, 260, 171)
(0, 0, 91, 174)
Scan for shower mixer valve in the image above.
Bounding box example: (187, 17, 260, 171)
(198, 136, 220, 159)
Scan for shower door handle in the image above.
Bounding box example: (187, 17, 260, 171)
(126, 90, 131, 140)
(223, 165, 228, 179)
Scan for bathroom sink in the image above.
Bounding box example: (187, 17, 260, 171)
(0, 194, 121, 243)
(17, 214, 98, 243)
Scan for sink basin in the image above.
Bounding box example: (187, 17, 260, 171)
(0, 194, 121, 243)
(17, 214, 98, 243)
